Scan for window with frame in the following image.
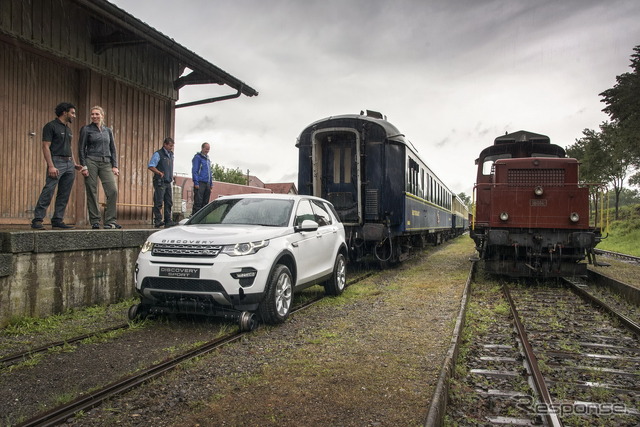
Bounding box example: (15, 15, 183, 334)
(311, 200, 332, 226)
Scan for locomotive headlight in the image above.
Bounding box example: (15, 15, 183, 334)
(570, 212, 580, 223)
(534, 186, 544, 196)
(499, 212, 509, 221)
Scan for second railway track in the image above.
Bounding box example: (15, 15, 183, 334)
(444, 270, 640, 426)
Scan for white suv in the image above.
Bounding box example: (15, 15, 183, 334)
(130, 194, 347, 329)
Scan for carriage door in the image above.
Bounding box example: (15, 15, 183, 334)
(312, 129, 361, 225)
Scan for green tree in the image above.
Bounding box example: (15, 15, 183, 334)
(457, 192, 472, 209)
(567, 122, 633, 220)
(566, 129, 608, 222)
(599, 44, 640, 185)
(212, 163, 248, 185)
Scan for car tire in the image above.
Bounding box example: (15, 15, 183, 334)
(258, 264, 293, 324)
(324, 253, 347, 296)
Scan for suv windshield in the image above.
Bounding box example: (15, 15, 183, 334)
(189, 198, 294, 227)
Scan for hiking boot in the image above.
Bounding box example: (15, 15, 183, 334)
(31, 220, 45, 230)
(104, 223, 123, 229)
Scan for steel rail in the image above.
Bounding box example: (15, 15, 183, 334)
(594, 249, 640, 264)
(17, 270, 376, 427)
(0, 324, 130, 368)
(502, 284, 563, 427)
(563, 277, 640, 336)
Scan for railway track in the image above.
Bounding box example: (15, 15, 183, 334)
(442, 272, 640, 426)
(595, 249, 640, 264)
(0, 324, 131, 369)
(14, 270, 375, 427)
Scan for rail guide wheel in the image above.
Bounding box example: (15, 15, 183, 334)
(128, 303, 148, 321)
(238, 311, 258, 332)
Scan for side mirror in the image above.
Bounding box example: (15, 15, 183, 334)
(295, 219, 318, 232)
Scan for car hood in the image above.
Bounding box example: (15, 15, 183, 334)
(148, 224, 291, 245)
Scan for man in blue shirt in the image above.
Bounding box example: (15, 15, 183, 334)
(148, 137, 175, 228)
(191, 142, 212, 215)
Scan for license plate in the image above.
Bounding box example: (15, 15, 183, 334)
(159, 267, 200, 278)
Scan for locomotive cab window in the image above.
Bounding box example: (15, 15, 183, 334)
(482, 154, 511, 175)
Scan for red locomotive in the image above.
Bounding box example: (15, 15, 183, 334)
(471, 131, 601, 277)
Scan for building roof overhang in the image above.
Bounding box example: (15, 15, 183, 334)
(77, 0, 258, 101)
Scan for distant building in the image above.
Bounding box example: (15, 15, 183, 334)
(173, 176, 297, 214)
(247, 176, 297, 194)
(265, 183, 298, 195)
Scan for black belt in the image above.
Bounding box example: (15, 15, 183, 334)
(53, 156, 72, 160)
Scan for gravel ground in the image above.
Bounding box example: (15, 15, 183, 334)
(0, 235, 470, 427)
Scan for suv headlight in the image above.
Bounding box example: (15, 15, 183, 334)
(140, 240, 154, 253)
(221, 240, 269, 256)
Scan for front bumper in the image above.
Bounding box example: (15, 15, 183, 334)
(135, 249, 276, 312)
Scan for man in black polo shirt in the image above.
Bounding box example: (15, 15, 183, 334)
(32, 102, 83, 229)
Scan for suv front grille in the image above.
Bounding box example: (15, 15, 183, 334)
(142, 277, 225, 293)
(152, 243, 222, 257)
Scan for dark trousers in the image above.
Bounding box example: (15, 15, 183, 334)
(33, 157, 75, 223)
(192, 182, 211, 215)
(152, 181, 173, 225)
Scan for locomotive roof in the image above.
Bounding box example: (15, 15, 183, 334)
(476, 130, 565, 163)
(494, 130, 550, 144)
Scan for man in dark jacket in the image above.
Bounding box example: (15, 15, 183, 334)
(148, 137, 175, 228)
(191, 142, 212, 215)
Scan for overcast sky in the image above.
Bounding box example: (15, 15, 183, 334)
(110, 0, 639, 196)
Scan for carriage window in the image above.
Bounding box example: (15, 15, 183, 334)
(408, 158, 420, 195)
(331, 147, 352, 184)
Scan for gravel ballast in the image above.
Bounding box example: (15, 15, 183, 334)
(4, 236, 475, 426)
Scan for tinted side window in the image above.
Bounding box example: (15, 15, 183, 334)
(326, 202, 342, 223)
(311, 200, 332, 226)
(295, 200, 315, 227)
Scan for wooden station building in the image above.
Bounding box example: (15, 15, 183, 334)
(0, 0, 258, 226)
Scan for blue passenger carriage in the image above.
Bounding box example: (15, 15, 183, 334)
(297, 110, 467, 263)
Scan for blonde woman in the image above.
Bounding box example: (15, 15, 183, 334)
(78, 106, 121, 229)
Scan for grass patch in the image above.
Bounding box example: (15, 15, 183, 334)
(2, 298, 138, 337)
(596, 204, 640, 256)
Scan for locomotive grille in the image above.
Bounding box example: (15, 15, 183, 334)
(507, 169, 565, 186)
(152, 243, 222, 257)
